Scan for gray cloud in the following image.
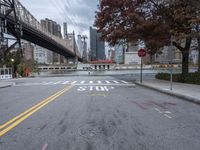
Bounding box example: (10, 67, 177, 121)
(20, 0, 98, 34)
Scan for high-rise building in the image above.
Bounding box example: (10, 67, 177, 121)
(40, 18, 63, 64)
(77, 35, 83, 56)
(82, 40, 88, 62)
(34, 45, 47, 64)
(21, 40, 34, 61)
(63, 22, 68, 39)
(90, 27, 105, 61)
(56, 24, 62, 37)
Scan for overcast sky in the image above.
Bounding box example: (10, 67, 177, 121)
(20, 0, 99, 37)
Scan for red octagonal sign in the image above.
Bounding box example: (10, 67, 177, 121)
(138, 49, 146, 57)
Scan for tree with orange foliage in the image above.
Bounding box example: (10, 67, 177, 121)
(95, 0, 200, 75)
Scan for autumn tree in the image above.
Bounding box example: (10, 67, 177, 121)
(95, 0, 200, 75)
(95, 0, 170, 50)
(155, 0, 198, 74)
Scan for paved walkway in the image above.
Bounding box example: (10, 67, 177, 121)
(136, 79, 200, 104)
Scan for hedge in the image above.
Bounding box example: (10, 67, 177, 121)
(155, 72, 200, 85)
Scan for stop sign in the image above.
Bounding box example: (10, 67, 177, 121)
(138, 49, 146, 57)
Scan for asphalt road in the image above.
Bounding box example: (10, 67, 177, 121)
(0, 76, 200, 150)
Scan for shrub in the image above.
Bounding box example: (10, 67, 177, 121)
(155, 72, 200, 85)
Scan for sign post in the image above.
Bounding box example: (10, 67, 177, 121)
(140, 58, 143, 83)
(138, 49, 146, 83)
(169, 40, 173, 90)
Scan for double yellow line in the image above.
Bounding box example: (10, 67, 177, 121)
(0, 85, 74, 137)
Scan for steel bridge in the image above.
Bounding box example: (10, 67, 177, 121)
(0, 0, 81, 61)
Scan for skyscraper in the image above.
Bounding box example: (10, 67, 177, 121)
(63, 22, 68, 39)
(77, 35, 83, 56)
(22, 40, 34, 61)
(40, 18, 63, 64)
(90, 27, 105, 61)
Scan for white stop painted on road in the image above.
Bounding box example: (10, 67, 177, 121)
(77, 86, 114, 92)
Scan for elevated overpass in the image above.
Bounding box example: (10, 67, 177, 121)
(0, 0, 82, 61)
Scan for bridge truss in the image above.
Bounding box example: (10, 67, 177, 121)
(0, 0, 81, 61)
(0, 0, 22, 58)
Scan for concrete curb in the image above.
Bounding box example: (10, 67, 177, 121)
(0, 82, 15, 89)
(135, 82, 200, 105)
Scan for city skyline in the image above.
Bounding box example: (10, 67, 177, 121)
(20, 0, 99, 37)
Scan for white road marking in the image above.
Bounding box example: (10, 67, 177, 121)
(80, 81, 85, 84)
(105, 81, 111, 84)
(113, 80, 119, 84)
(75, 84, 135, 86)
(77, 86, 87, 91)
(120, 80, 128, 84)
(54, 81, 61, 84)
(14, 80, 135, 86)
(96, 86, 106, 91)
(164, 114, 173, 119)
(164, 111, 172, 114)
(62, 81, 69, 84)
(154, 108, 173, 119)
(71, 81, 77, 84)
(154, 108, 163, 114)
(77, 86, 115, 92)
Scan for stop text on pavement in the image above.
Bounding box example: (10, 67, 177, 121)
(77, 86, 114, 92)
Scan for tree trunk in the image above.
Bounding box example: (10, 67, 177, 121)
(173, 37, 191, 75)
(150, 54, 153, 64)
(182, 50, 189, 75)
(198, 37, 200, 73)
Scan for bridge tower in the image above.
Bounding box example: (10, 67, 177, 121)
(81, 35, 88, 63)
(73, 31, 78, 64)
(0, 0, 22, 59)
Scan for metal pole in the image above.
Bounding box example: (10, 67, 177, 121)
(170, 39, 173, 90)
(140, 57, 143, 83)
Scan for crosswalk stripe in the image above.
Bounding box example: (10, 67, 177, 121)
(105, 81, 111, 84)
(71, 81, 77, 84)
(54, 81, 61, 84)
(120, 80, 128, 84)
(113, 80, 119, 84)
(80, 81, 85, 84)
(62, 81, 69, 84)
(14, 80, 131, 86)
(42, 82, 53, 85)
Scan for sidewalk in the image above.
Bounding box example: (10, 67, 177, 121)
(0, 80, 15, 88)
(135, 79, 200, 104)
